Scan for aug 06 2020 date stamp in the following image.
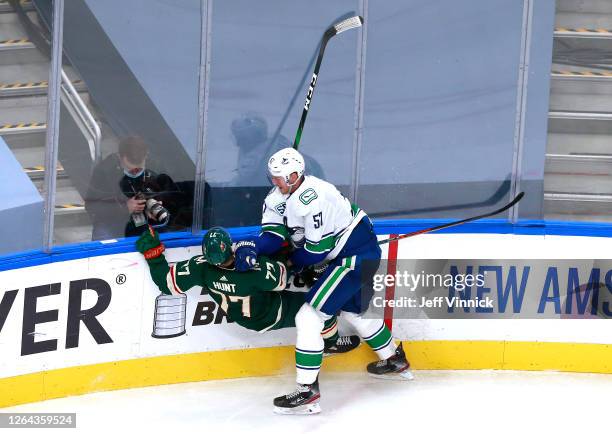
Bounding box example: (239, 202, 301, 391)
(0, 413, 76, 428)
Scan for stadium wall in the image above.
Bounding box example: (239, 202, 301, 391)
(1, 227, 611, 408)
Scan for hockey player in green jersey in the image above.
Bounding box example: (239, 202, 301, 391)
(136, 225, 359, 350)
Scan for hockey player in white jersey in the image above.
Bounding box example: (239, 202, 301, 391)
(234, 147, 413, 415)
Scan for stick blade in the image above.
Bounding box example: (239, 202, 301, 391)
(333, 16, 363, 34)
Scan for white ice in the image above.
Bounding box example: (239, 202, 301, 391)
(7, 370, 612, 434)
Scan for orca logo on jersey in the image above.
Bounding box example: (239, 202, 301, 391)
(299, 188, 318, 205)
(275, 202, 286, 215)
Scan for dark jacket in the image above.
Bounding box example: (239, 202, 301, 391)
(85, 154, 191, 240)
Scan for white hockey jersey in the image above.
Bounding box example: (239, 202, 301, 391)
(261, 176, 366, 261)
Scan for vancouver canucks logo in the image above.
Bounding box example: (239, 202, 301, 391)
(299, 188, 318, 205)
(275, 202, 287, 215)
(281, 157, 289, 164)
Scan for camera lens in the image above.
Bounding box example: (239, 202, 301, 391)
(146, 199, 169, 223)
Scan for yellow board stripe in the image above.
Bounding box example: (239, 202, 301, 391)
(0, 81, 48, 89)
(0, 80, 82, 90)
(555, 27, 612, 34)
(23, 165, 45, 172)
(24, 164, 64, 173)
(0, 122, 46, 130)
(553, 70, 612, 77)
(55, 203, 84, 209)
(0, 38, 31, 45)
(1, 340, 611, 408)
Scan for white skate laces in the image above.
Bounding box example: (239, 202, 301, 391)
(375, 359, 388, 368)
(287, 384, 309, 400)
(336, 336, 353, 346)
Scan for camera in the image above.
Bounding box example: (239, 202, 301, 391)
(131, 190, 170, 227)
(120, 171, 176, 229)
(145, 198, 170, 225)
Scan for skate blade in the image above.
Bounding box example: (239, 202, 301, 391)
(369, 369, 415, 381)
(273, 402, 321, 415)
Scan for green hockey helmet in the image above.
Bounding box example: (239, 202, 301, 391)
(202, 227, 233, 265)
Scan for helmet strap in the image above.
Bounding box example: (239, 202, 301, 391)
(285, 173, 303, 192)
(218, 255, 235, 269)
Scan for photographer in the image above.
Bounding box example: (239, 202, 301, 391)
(85, 136, 189, 240)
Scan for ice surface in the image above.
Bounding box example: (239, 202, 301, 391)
(7, 370, 612, 434)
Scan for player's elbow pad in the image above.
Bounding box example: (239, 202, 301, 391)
(257, 232, 284, 255)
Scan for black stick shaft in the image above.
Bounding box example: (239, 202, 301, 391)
(378, 192, 525, 245)
(269, 13, 357, 156)
(293, 36, 332, 149)
(292, 16, 363, 149)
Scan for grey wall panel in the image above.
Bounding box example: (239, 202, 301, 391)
(359, 0, 526, 218)
(205, 0, 359, 188)
(203, 0, 359, 227)
(84, 0, 201, 159)
(34, 0, 197, 181)
(31, 0, 555, 235)
(517, 0, 556, 220)
(0, 137, 43, 255)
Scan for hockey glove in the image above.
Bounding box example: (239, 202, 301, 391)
(136, 226, 165, 261)
(313, 262, 329, 279)
(234, 240, 258, 272)
(301, 263, 329, 287)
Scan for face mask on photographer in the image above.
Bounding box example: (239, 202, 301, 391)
(123, 166, 145, 179)
(120, 154, 146, 179)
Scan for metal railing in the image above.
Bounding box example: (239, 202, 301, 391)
(546, 153, 612, 162)
(545, 192, 612, 203)
(549, 110, 612, 120)
(60, 69, 101, 161)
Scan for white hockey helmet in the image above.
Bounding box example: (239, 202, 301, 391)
(267, 147, 305, 185)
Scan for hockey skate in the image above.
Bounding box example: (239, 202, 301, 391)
(323, 335, 361, 356)
(367, 342, 414, 380)
(273, 378, 321, 415)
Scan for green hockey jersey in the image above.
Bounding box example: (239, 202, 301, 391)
(146, 254, 288, 332)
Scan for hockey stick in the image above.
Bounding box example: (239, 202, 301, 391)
(266, 12, 357, 157)
(378, 191, 525, 245)
(293, 15, 363, 149)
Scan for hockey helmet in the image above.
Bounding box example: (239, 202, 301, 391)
(267, 147, 305, 185)
(202, 227, 233, 265)
(231, 113, 268, 148)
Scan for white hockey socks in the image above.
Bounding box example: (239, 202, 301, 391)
(294, 303, 329, 384)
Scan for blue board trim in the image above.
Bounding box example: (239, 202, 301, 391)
(1, 219, 611, 272)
